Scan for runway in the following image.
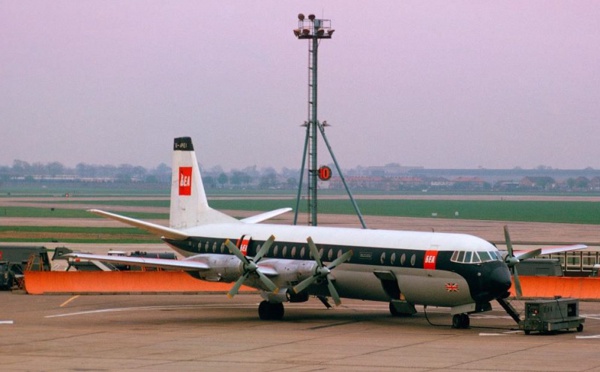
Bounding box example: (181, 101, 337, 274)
(2, 292, 600, 371)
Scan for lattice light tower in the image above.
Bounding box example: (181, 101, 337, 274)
(292, 13, 366, 228)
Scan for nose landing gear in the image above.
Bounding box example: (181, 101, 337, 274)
(452, 313, 470, 329)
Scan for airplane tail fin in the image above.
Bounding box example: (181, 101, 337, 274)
(170, 137, 239, 228)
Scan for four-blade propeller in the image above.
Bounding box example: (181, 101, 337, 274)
(225, 235, 278, 298)
(292, 237, 353, 306)
(503, 225, 541, 299)
(224, 235, 352, 306)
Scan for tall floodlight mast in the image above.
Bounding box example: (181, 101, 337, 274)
(292, 14, 366, 228)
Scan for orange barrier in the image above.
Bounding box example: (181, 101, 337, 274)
(24, 271, 255, 295)
(24, 272, 600, 299)
(512, 276, 600, 299)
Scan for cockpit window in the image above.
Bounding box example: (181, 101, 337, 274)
(451, 250, 502, 264)
(464, 251, 472, 263)
(479, 251, 492, 262)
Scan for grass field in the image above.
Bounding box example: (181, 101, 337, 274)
(3, 190, 600, 242)
(3, 199, 600, 224)
(0, 226, 155, 243)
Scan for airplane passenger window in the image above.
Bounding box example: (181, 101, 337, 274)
(220, 243, 225, 253)
(300, 247, 306, 258)
(401, 253, 406, 265)
(212, 242, 217, 253)
(273, 245, 279, 257)
(337, 249, 342, 259)
(318, 248, 324, 259)
(410, 254, 416, 266)
(291, 246, 297, 257)
(380, 252, 386, 264)
(391, 252, 396, 265)
(328, 249, 333, 261)
(282, 246, 288, 257)
(205, 241, 210, 252)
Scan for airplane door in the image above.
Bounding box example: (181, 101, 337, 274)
(373, 270, 401, 299)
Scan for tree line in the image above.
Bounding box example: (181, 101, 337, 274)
(0, 160, 298, 189)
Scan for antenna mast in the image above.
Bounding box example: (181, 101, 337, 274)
(292, 14, 366, 228)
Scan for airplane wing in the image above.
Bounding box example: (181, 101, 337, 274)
(514, 244, 587, 258)
(240, 208, 292, 224)
(64, 253, 209, 271)
(88, 209, 189, 240)
(64, 252, 280, 276)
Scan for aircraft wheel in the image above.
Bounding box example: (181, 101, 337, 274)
(272, 302, 284, 320)
(452, 314, 460, 328)
(452, 313, 470, 329)
(389, 302, 399, 316)
(258, 301, 284, 320)
(460, 313, 470, 328)
(577, 324, 584, 332)
(389, 302, 413, 317)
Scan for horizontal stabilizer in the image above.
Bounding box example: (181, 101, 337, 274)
(64, 253, 209, 271)
(88, 209, 189, 240)
(241, 208, 292, 224)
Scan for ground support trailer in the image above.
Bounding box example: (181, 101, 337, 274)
(520, 298, 585, 335)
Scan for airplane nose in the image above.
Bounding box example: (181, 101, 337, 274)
(489, 265, 512, 295)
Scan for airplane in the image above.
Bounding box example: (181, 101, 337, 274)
(67, 137, 587, 328)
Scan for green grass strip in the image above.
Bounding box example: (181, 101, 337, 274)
(0, 226, 152, 235)
(2, 199, 599, 224)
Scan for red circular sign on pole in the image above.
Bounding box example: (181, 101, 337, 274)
(318, 166, 332, 181)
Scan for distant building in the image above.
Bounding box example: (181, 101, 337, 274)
(519, 176, 556, 191)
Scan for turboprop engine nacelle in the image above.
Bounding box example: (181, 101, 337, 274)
(183, 254, 243, 282)
(259, 258, 317, 284)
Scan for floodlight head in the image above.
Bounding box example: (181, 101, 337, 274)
(327, 29, 335, 36)
(302, 28, 310, 36)
(308, 14, 315, 21)
(293, 29, 301, 37)
(317, 28, 325, 36)
(298, 13, 305, 21)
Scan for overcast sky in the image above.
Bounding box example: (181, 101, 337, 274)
(2, 1, 599, 171)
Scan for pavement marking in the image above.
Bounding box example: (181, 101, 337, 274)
(0, 320, 14, 325)
(45, 303, 256, 318)
(576, 335, 600, 339)
(60, 295, 80, 307)
(480, 330, 522, 336)
(44, 302, 397, 319)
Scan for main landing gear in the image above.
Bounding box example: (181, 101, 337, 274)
(258, 301, 284, 320)
(452, 313, 470, 329)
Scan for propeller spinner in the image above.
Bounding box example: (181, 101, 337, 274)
(225, 235, 279, 298)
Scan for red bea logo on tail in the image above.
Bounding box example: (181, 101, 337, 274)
(179, 167, 192, 196)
